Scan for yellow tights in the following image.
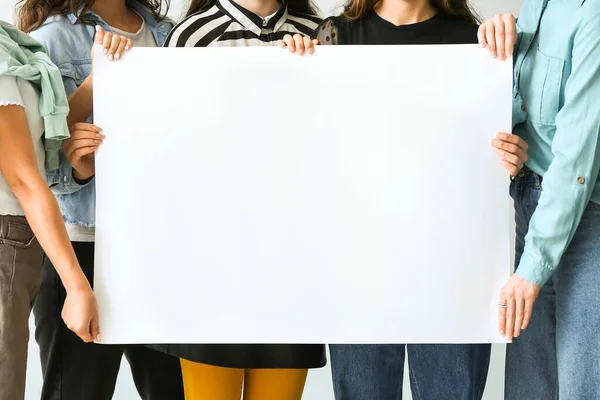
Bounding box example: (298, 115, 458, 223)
(180, 359, 308, 400)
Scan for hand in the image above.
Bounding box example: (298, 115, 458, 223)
(491, 132, 528, 176)
(62, 123, 104, 182)
(93, 25, 133, 61)
(85, 26, 134, 88)
(276, 34, 319, 55)
(62, 285, 100, 343)
(478, 14, 517, 60)
(498, 273, 541, 341)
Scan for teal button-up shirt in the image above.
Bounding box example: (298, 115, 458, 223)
(513, 0, 600, 286)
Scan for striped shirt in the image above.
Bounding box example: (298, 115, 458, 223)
(164, 0, 321, 47)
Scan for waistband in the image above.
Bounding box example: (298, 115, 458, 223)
(513, 167, 542, 187)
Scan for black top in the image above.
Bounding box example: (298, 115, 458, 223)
(313, 11, 479, 45)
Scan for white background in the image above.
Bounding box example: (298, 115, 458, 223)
(0, 0, 523, 398)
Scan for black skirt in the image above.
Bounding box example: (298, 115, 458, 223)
(148, 344, 327, 369)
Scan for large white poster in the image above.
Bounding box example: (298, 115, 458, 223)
(93, 46, 512, 344)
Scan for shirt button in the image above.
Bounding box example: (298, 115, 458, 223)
(577, 177, 585, 184)
(75, 73, 81, 80)
(63, 175, 68, 183)
(521, 104, 526, 112)
(262, 20, 267, 27)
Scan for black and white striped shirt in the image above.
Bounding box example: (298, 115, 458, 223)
(164, 0, 321, 47)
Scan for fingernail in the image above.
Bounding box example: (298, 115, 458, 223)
(95, 26, 100, 32)
(103, 48, 108, 55)
(96, 334, 101, 342)
(492, 52, 497, 58)
(115, 53, 120, 60)
(125, 46, 130, 51)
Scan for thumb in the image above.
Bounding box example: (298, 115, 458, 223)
(90, 313, 101, 343)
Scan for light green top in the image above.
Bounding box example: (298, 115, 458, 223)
(0, 20, 69, 170)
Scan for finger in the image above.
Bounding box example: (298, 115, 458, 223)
(68, 129, 104, 141)
(293, 34, 305, 55)
(102, 32, 112, 55)
(107, 34, 122, 61)
(498, 295, 507, 336)
(494, 15, 506, 60)
(312, 39, 319, 45)
(485, 22, 497, 58)
(491, 138, 520, 155)
(70, 123, 102, 134)
(504, 15, 517, 57)
(496, 132, 527, 149)
(90, 315, 101, 342)
(283, 34, 295, 52)
(114, 37, 128, 60)
(501, 160, 519, 177)
(276, 40, 286, 48)
(478, 25, 487, 48)
(522, 298, 534, 330)
(66, 139, 103, 151)
(67, 146, 98, 163)
(505, 296, 516, 341)
(514, 294, 525, 337)
(304, 36, 315, 55)
(495, 149, 521, 168)
(125, 38, 133, 51)
(94, 25, 105, 46)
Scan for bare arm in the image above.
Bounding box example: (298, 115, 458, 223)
(66, 77, 94, 130)
(0, 105, 99, 342)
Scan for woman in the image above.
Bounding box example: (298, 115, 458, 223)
(280, 3, 525, 400)
(0, 20, 98, 400)
(156, 1, 325, 399)
(481, 2, 600, 399)
(17, 1, 185, 399)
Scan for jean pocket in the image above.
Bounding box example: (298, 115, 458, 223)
(0, 220, 35, 249)
(527, 48, 564, 126)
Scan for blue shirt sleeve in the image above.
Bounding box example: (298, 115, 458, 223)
(517, 15, 600, 286)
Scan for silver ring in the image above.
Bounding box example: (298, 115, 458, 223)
(498, 303, 507, 309)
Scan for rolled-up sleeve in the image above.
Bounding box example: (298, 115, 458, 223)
(517, 16, 600, 286)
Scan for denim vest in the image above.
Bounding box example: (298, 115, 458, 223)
(29, 2, 173, 227)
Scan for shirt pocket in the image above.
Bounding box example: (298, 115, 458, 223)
(527, 48, 564, 126)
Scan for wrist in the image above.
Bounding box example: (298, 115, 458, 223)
(63, 269, 92, 293)
(72, 169, 94, 183)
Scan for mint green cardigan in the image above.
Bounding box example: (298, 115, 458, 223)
(0, 20, 69, 170)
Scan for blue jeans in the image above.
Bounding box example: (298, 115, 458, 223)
(505, 169, 600, 400)
(330, 344, 491, 400)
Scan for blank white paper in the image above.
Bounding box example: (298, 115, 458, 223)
(93, 45, 512, 344)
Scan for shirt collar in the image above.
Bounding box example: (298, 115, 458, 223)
(66, 1, 172, 40)
(218, 0, 288, 36)
(66, 1, 164, 30)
